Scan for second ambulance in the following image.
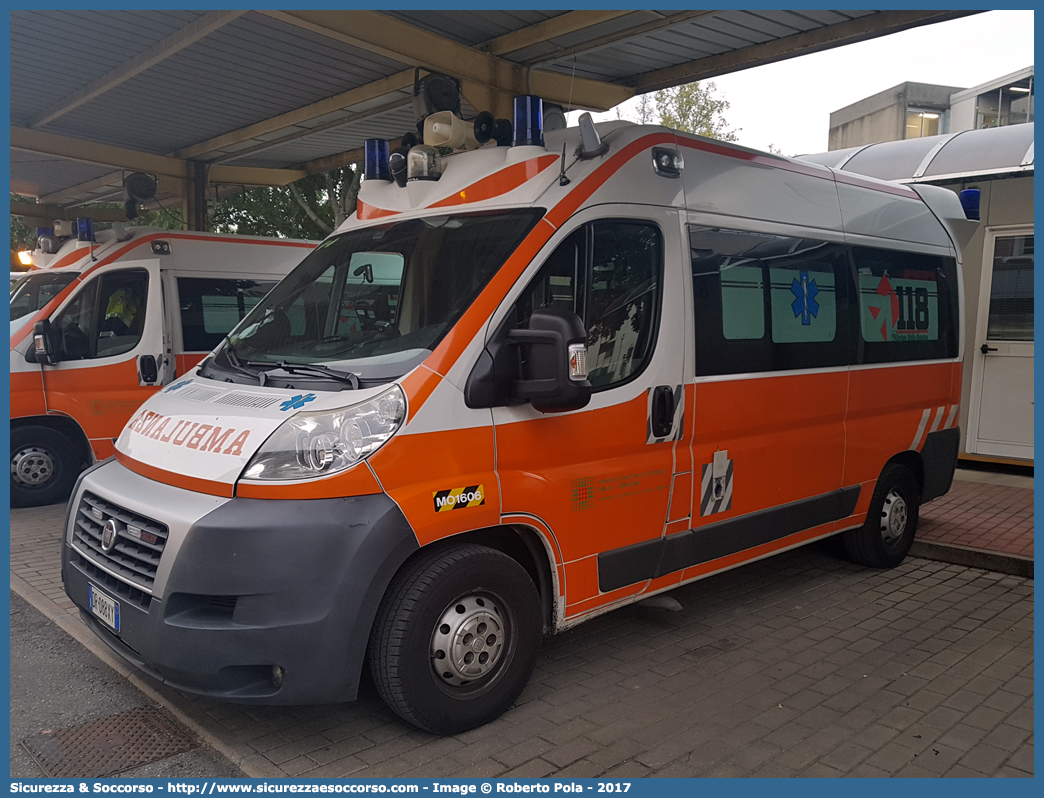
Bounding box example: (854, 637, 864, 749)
(62, 97, 977, 734)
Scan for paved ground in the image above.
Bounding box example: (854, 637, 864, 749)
(9, 465, 1034, 778)
(10, 591, 242, 778)
(920, 470, 1033, 559)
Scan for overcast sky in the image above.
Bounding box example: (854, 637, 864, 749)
(568, 10, 1034, 157)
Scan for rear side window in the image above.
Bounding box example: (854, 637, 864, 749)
(690, 227, 853, 375)
(178, 278, 277, 352)
(854, 247, 959, 363)
(518, 220, 663, 389)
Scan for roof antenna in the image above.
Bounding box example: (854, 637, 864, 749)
(558, 143, 571, 186)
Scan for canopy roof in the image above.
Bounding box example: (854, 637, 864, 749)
(10, 9, 975, 215)
(799, 122, 1035, 183)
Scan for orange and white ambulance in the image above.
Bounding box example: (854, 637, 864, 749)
(61, 97, 977, 734)
(11, 225, 315, 506)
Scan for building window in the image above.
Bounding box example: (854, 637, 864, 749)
(976, 80, 1034, 129)
(906, 109, 941, 139)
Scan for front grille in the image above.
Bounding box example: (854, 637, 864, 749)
(74, 553, 152, 611)
(72, 492, 169, 593)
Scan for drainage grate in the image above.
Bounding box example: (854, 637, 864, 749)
(21, 706, 198, 778)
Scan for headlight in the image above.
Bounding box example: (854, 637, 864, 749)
(242, 386, 405, 481)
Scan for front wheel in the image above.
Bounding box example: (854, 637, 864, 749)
(844, 463, 920, 568)
(368, 544, 542, 734)
(10, 425, 81, 508)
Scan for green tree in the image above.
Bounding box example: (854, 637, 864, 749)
(212, 167, 359, 240)
(653, 81, 739, 142)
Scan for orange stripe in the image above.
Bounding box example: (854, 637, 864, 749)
(10, 233, 314, 350)
(547, 132, 677, 229)
(399, 365, 441, 422)
(423, 134, 676, 376)
(357, 200, 400, 221)
(423, 218, 557, 376)
(114, 450, 234, 498)
(429, 154, 559, 209)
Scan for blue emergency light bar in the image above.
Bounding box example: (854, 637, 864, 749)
(959, 188, 981, 221)
(364, 139, 391, 182)
(513, 95, 544, 148)
(35, 227, 53, 238)
(76, 217, 95, 242)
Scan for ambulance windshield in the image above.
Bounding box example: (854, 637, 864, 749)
(206, 209, 541, 387)
(11, 271, 77, 325)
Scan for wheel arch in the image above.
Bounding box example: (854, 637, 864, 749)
(10, 414, 93, 468)
(884, 450, 924, 500)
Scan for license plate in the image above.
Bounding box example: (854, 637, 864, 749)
(88, 583, 120, 632)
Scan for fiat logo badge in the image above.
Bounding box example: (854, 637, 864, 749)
(101, 519, 118, 553)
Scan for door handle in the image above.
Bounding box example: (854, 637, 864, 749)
(980, 344, 998, 355)
(651, 385, 675, 438)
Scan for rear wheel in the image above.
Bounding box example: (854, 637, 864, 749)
(368, 544, 542, 734)
(10, 425, 81, 508)
(844, 463, 920, 568)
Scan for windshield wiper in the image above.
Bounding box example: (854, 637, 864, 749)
(274, 361, 360, 389)
(211, 338, 265, 384)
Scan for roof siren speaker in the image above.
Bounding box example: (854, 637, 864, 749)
(424, 111, 482, 151)
(123, 172, 157, 220)
(473, 111, 514, 147)
(413, 71, 462, 127)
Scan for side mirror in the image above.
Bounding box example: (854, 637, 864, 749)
(28, 319, 60, 365)
(138, 354, 158, 385)
(509, 308, 592, 413)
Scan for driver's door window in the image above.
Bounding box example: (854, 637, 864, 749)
(54, 269, 149, 360)
(517, 220, 663, 389)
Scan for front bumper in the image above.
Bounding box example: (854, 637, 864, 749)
(62, 461, 418, 703)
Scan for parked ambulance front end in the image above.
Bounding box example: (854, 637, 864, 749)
(60, 139, 561, 709)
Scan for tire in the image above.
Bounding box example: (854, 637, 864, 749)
(368, 544, 542, 734)
(10, 425, 81, 508)
(844, 463, 920, 568)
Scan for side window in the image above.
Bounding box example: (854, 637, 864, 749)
(54, 269, 148, 360)
(178, 278, 277, 352)
(691, 227, 852, 375)
(518, 221, 662, 390)
(854, 246, 959, 363)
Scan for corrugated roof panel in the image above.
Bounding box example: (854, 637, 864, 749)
(39, 13, 414, 154)
(385, 10, 561, 47)
(10, 10, 206, 123)
(669, 15, 774, 51)
(224, 107, 421, 168)
(10, 151, 117, 198)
